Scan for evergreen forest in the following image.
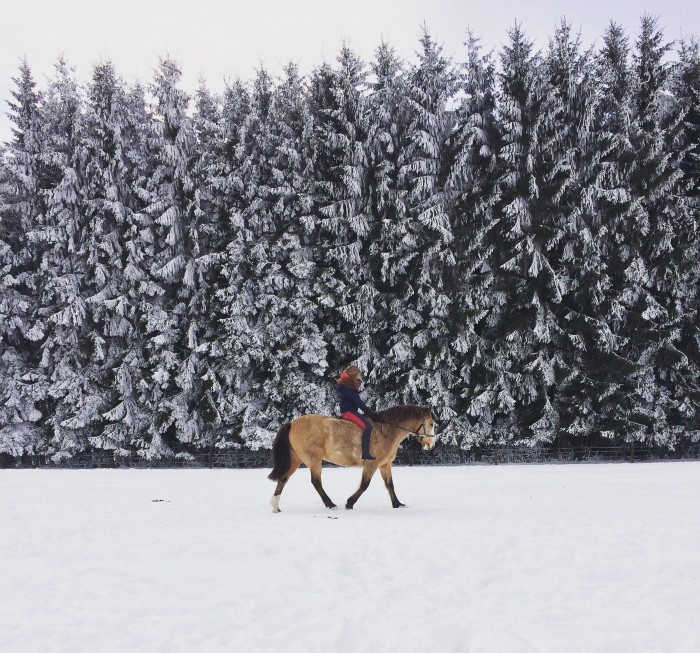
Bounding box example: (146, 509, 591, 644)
(1, 17, 699, 463)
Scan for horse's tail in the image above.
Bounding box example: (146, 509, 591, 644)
(268, 422, 292, 482)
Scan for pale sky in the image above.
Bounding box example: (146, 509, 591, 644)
(1, 0, 698, 143)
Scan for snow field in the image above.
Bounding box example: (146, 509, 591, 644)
(1, 462, 699, 653)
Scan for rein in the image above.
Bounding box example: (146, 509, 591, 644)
(377, 417, 432, 442)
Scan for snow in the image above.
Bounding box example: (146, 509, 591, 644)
(1, 462, 699, 653)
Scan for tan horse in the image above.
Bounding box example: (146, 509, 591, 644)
(268, 405, 437, 512)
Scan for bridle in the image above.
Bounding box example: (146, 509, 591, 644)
(379, 416, 436, 445)
(412, 418, 430, 442)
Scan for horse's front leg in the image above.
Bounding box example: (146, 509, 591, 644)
(346, 462, 378, 510)
(379, 463, 405, 508)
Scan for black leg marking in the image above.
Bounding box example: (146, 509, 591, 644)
(380, 464, 404, 508)
(311, 472, 337, 509)
(274, 477, 288, 497)
(346, 464, 377, 510)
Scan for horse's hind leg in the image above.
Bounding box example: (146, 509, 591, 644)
(346, 462, 378, 510)
(380, 463, 405, 508)
(309, 461, 337, 509)
(271, 454, 301, 513)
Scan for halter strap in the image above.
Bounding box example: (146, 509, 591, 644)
(380, 417, 430, 441)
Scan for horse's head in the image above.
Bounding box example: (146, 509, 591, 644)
(415, 407, 437, 451)
(377, 405, 438, 450)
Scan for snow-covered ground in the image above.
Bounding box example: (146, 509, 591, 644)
(1, 462, 699, 653)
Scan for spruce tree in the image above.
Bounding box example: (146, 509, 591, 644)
(35, 58, 90, 460)
(448, 32, 502, 447)
(190, 80, 234, 455)
(309, 46, 377, 379)
(136, 59, 203, 458)
(584, 23, 641, 446)
(537, 22, 601, 449)
(365, 42, 412, 407)
(0, 61, 48, 458)
(540, 25, 615, 450)
(213, 78, 254, 446)
(101, 81, 159, 457)
(79, 62, 148, 456)
(673, 38, 700, 446)
(625, 15, 695, 448)
(226, 65, 329, 448)
(488, 24, 562, 447)
(217, 67, 281, 446)
(394, 28, 457, 408)
(264, 64, 330, 419)
(675, 38, 700, 197)
(590, 20, 683, 449)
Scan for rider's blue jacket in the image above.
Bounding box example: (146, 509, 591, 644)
(336, 384, 373, 415)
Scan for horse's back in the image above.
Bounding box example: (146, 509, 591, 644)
(289, 414, 363, 467)
(293, 414, 336, 427)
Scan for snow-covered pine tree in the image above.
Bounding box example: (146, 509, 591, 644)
(221, 65, 329, 449)
(0, 61, 48, 459)
(0, 149, 19, 457)
(97, 81, 160, 457)
(189, 80, 235, 456)
(365, 41, 412, 407)
(486, 23, 565, 448)
(393, 28, 458, 409)
(309, 46, 378, 379)
(261, 63, 329, 419)
(589, 19, 686, 450)
(675, 38, 700, 198)
(535, 24, 618, 450)
(447, 31, 502, 447)
(136, 59, 204, 459)
(535, 21, 603, 449)
(34, 58, 92, 461)
(622, 15, 695, 449)
(220, 67, 279, 446)
(0, 151, 30, 461)
(672, 38, 700, 446)
(77, 61, 148, 457)
(586, 22, 648, 447)
(212, 78, 254, 446)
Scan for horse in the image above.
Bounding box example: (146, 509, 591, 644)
(267, 405, 437, 512)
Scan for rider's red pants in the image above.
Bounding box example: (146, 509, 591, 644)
(340, 411, 368, 429)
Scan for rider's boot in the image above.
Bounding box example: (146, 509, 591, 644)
(361, 428, 376, 461)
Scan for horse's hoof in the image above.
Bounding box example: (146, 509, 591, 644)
(345, 503, 354, 510)
(327, 504, 337, 510)
(393, 503, 405, 508)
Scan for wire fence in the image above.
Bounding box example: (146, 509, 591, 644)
(3, 442, 699, 469)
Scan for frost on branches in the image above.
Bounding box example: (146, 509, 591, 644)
(1, 16, 698, 461)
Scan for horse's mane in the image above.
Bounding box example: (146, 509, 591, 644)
(376, 404, 432, 424)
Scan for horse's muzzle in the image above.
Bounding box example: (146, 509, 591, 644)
(421, 436, 437, 451)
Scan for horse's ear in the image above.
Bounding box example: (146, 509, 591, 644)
(428, 404, 438, 422)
